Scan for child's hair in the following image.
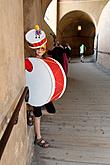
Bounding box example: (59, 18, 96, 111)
(42, 52, 48, 58)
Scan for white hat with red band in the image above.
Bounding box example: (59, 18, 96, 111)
(25, 24, 47, 49)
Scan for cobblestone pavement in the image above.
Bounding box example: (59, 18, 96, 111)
(30, 60, 110, 165)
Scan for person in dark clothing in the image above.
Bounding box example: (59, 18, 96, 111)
(50, 41, 64, 66)
(51, 46, 64, 66)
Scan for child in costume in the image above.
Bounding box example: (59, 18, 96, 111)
(25, 25, 56, 148)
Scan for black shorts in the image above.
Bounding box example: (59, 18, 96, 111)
(33, 102, 56, 117)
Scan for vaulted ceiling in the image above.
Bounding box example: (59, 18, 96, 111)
(59, 10, 95, 34)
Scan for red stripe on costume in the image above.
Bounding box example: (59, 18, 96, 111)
(44, 58, 64, 101)
(25, 58, 33, 72)
(29, 38, 47, 48)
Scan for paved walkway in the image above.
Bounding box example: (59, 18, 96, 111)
(31, 60, 110, 165)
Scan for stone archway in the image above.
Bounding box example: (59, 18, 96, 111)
(58, 10, 96, 58)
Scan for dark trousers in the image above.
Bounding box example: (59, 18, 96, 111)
(33, 102, 56, 117)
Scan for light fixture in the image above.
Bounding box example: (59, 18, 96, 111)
(78, 25, 81, 31)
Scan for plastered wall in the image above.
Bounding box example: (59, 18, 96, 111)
(97, 1, 110, 68)
(23, 0, 43, 57)
(0, 0, 28, 164)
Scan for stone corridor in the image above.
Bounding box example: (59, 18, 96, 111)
(31, 60, 110, 165)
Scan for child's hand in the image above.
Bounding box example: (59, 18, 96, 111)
(25, 88, 29, 102)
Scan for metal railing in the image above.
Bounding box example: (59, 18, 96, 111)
(0, 86, 29, 160)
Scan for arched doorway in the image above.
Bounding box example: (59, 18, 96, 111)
(58, 10, 96, 58)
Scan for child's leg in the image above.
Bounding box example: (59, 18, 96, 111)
(33, 106, 42, 139)
(33, 106, 49, 148)
(34, 117, 41, 139)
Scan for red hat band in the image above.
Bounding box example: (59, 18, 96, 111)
(28, 37, 47, 49)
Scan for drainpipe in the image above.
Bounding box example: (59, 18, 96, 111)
(95, 34, 99, 62)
